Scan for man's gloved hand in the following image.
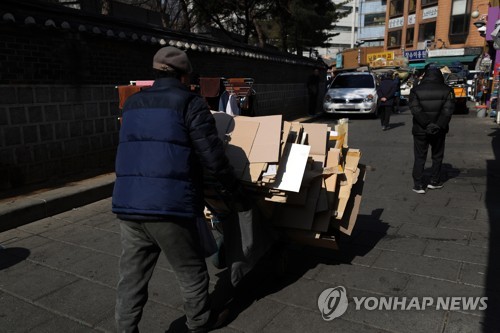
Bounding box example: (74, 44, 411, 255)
(426, 123, 440, 135)
(219, 183, 252, 212)
(232, 186, 253, 212)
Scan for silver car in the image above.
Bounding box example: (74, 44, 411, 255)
(323, 72, 378, 115)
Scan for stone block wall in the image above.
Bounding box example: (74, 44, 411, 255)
(0, 1, 326, 189)
(0, 85, 119, 189)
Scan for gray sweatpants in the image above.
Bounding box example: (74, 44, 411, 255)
(115, 219, 210, 332)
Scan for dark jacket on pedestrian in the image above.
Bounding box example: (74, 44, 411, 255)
(376, 75, 398, 106)
(409, 68, 455, 136)
(112, 77, 238, 220)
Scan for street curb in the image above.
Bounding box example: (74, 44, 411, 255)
(0, 173, 115, 232)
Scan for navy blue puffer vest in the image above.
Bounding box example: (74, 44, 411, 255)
(112, 78, 203, 219)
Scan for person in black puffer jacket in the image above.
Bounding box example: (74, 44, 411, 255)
(112, 47, 247, 333)
(409, 67, 455, 194)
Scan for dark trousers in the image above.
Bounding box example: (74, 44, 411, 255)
(308, 93, 318, 115)
(412, 133, 446, 186)
(393, 96, 400, 113)
(115, 219, 210, 332)
(379, 105, 393, 127)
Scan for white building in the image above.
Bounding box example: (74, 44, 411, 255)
(319, 0, 386, 59)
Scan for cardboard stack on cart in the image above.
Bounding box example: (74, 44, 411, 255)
(207, 113, 366, 250)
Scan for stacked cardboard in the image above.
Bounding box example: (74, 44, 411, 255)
(207, 112, 366, 249)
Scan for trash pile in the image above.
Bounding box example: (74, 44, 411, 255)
(205, 113, 366, 249)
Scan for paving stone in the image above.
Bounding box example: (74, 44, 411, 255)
(18, 216, 72, 234)
(397, 224, 470, 244)
(434, 182, 479, 195)
(437, 217, 490, 233)
(379, 211, 441, 228)
(446, 196, 485, 210)
(403, 275, 486, 316)
(40, 223, 122, 256)
(0, 227, 34, 243)
(423, 240, 489, 265)
(267, 277, 332, 311)
(372, 251, 461, 281)
(28, 315, 98, 333)
(27, 240, 96, 269)
(73, 212, 120, 232)
(261, 305, 387, 333)
(0, 291, 66, 331)
(443, 312, 490, 333)
(75, 211, 120, 230)
(228, 298, 287, 332)
(374, 235, 428, 255)
(469, 232, 489, 248)
(53, 206, 101, 223)
(414, 204, 477, 220)
(341, 288, 447, 333)
(63, 252, 119, 287)
(85, 198, 113, 213)
(0, 259, 78, 301)
(281, 246, 334, 280)
(459, 263, 488, 288)
(36, 279, 116, 326)
(347, 248, 384, 267)
(0, 233, 53, 251)
(475, 206, 500, 222)
(314, 263, 410, 296)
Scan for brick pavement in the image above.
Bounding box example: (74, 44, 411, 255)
(0, 106, 499, 332)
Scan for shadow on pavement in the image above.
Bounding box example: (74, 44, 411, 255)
(0, 247, 30, 270)
(167, 209, 388, 331)
(484, 127, 500, 332)
(386, 122, 405, 130)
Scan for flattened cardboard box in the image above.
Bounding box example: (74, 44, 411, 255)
(333, 164, 366, 236)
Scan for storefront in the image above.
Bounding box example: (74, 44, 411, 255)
(426, 48, 482, 69)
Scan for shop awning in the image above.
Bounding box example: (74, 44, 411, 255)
(425, 55, 477, 66)
(409, 62, 426, 69)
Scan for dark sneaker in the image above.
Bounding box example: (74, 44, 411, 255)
(412, 185, 426, 194)
(427, 181, 444, 189)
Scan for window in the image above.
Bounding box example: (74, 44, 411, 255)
(418, 21, 436, 42)
(333, 26, 358, 32)
(331, 75, 375, 89)
(421, 0, 438, 6)
(408, 0, 416, 12)
(406, 27, 415, 46)
(388, 30, 402, 48)
(449, 0, 471, 44)
(390, 0, 404, 16)
(365, 13, 386, 26)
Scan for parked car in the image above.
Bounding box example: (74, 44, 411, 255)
(323, 72, 378, 115)
(400, 79, 413, 105)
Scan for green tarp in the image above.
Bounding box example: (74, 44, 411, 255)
(409, 62, 426, 69)
(425, 55, 477, 66)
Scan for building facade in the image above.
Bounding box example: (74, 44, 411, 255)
(358, 0, 387, 47)
(319, 0, 360, 58)
(384, 0, 489, 69)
